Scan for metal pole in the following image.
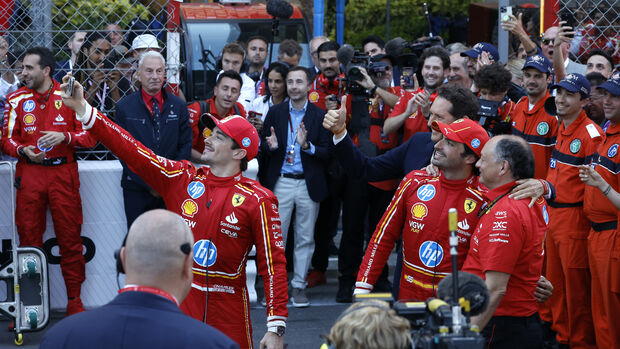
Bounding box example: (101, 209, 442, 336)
(31, 0, 52, 48)
(336, 0, 344, 45)
(314, 0, 324, 37)
(386, 0, 390, 41)
(497, 0, 509, 64)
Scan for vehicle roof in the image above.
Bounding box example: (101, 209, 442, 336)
(181, 3, 305, 20)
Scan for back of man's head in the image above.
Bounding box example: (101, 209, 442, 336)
(436, 85, 479, 119)
(124, 210, 194, 289)
(494, 135, 535, 180)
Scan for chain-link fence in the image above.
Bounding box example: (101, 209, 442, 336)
(558, 0, 619, 66)
(1, 0, 176, 160)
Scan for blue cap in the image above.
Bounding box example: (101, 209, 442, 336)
(460, 42, 500, 62)
(552, 73, 590, 97)
(522, 55, 553, 74)
(597, 72, 620, 96)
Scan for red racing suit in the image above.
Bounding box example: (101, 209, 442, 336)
(77, 106, 288, 349)
(1, 81, 96, 299)
(355, 171, 485, 300)
(463, 181, 548, 318)
(308, 72, 345, 111)
(544, 111, 603, 347)
(187, 98, 246, 154)
(583, 121, 620, 349)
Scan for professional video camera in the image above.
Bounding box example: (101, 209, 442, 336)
(356, 209, 487, 349)
(336, 45, 372, 96)
(475, 98, 512, 136)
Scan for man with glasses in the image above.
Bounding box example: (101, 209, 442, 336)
(114, 51, 192, 228)
(541, 26, 586, 76)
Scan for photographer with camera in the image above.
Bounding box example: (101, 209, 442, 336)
(473, 64, 516, 136)
(383, 46, 450, 142)
(463, 135, 548, 349)
(74, 31, 131, 116)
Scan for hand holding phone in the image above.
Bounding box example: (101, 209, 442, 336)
(67, 76, 75, 97)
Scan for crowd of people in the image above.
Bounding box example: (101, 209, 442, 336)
(0, 5, 620, 349)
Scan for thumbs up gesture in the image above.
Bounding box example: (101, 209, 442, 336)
(323, 95, 347, 135)
(265, 126, 279, 150)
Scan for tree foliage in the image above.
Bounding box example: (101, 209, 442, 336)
(325, 0, 473, 47)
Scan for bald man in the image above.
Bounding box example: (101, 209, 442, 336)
(41, 210, 238, 349)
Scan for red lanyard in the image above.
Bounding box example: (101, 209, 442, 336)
(119, 286, 178, 306)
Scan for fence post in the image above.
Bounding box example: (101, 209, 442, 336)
(31, 0, 52, 48)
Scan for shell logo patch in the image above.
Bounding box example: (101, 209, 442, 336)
(309, 91, 319, 103)
(411, 203, 428, 220)
(55, 100, 62, 109)
(23, 114, 36, 125)
(464, 199, 477, 214)
(181, 199, 198, 217)
(232, 193, 245, 207)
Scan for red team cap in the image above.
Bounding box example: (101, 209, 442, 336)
(205, 114, 260, 161)
(431, 118, 490, 157)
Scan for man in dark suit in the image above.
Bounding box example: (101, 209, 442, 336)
(40, 209, 238, 349)
(261, 66, 330, 307)
(115, 51, 192, 228)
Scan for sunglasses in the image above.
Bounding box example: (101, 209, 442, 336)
(541, 38, 555, 45)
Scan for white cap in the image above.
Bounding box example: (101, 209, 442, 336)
(131, 34, 160, 51)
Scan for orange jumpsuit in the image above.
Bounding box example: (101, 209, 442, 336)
(583, 121, 620, 349)
(511, 91, 559, 179)
(545, 111, 603, 348)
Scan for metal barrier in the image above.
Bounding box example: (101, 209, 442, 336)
(558, 0, 619, 65)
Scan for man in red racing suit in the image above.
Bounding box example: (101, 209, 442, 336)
(1, 48, 96, 315)
(62, 79, 288, 349)
(354, 119, 489, 300)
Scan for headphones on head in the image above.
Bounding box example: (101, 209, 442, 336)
(114, 237, 191, 274)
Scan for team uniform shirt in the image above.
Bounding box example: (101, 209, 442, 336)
(463, 181, 548, 317)
(77, 107, 287, 349)
(187, 98, 246, 154)
(584, 122, 620, 224)
(308, 72, 345, 111)
(367, 86, 405, 191)
(547, 111, 604, 204)
(387, 88, 437, 142)
(511, 91, 559, 179)
(1, 80, 96, 160)
(355, 171, 485, 301)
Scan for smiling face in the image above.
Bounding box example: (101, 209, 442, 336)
(427, 96, 457, 143)
(555, 87, 586, 119)
(21, 54, 49, 91)
(201, 127, 236, 166)
(476, 137, 503, 188)
(448, 54, 472, 88)
(522, 68, 550, 98)
(602, 90, 620, 123)
(431, 136, 469, 171)
(586, 55, 613, 78)
(421, 56, 447, 90)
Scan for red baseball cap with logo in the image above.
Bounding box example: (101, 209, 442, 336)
(204, 114, 259, 161)
(431, 118, 490, 157)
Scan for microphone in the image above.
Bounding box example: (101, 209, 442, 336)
(266, 0, 294, 19)
(437, 271, 489, 316)
(337, 44, 355, 66)
(544, 97, 557, 116)
(384, 37, 407, 57)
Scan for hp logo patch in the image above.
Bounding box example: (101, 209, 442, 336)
(242, 137, 251, 147)
(608, 144, 618, 158)
(193, 240, 217, 267)
(550, 158, 557, 169)
(416, 184, 436, 201)
(23, 100, 35, 112)
(542, 205, 549, 225)
(471, 138, 481, 149)
(419, 241, 443, 268)
(187, 181, 205, 199)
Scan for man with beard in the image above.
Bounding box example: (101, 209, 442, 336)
(1, 47, 97, 315)
(448, 51, 473, 90)
(586, 72, 608, 127)
(188, 71, 246, 163)
(383, 46, 450, 142)
(511, 55, 558, 179)
(246, 36, 268, 89)
(309, 41, 344, 112)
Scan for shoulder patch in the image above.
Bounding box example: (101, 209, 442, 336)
(585, 123, 600, 139)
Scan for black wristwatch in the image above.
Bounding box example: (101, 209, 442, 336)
(18, 147, 26, 158)
(370, 85, 378, 95)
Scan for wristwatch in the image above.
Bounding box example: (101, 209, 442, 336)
(268, 325, 286, 337)
(18, 147, 26, 158)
